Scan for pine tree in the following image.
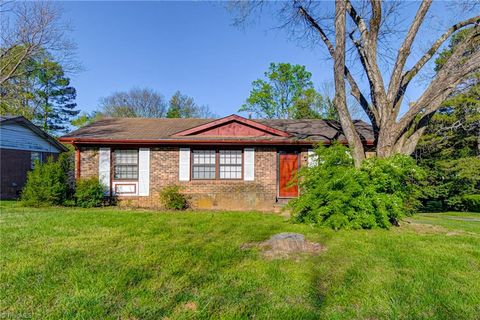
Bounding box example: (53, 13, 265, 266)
(31, 58, 79, 134)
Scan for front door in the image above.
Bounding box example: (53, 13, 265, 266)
(278, 152, 299, 198)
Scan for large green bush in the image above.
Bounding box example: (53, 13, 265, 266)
(159, 185, 189, 210)
(21, 153, 72, 207)
(74, 177, 105, 208)
(288, 143, 425, 230)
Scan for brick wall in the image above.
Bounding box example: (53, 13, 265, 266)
(78, 147, 99, 179)
(0, 148, 58, 199)
(76, 146, 285, 211)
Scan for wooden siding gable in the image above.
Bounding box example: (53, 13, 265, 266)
(172, 114, 290, 138)
(0, 123, 63, 153)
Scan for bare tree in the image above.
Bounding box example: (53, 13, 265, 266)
(230, 1, 480, 166)
(99, 87, 168, 118)
(0, 1, 76, 86)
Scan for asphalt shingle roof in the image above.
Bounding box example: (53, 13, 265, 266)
(61, 117, 374, 144)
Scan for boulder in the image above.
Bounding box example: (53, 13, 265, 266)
(257, 232, 324, 259)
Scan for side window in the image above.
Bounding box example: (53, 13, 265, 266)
(113, 149, 139, 180)
(31, 152, 42, 169)
(219, 150, 242, 179)
(192, 150, 216, 179)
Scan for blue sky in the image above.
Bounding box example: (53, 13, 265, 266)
(61, 1, 474, 119)
(63, 1, 335, 117)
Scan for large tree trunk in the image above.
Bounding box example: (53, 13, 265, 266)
(295, 1, 479, 162)
(333, 0, 365, 167)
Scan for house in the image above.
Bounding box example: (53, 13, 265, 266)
(59, 114, 374, 211)
(0, 116, 68, 199)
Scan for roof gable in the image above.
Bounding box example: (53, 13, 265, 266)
(1, 116, 67, 152)
(172, 115, 290, 137)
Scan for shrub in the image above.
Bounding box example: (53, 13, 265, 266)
(21, 153, 71, 207)
(288, 143, 425, 230)
(75, 177, 105, 208)
(461, 194, 480, 212)
(420, 157, 480, 211)
(159, 185, 188, 210)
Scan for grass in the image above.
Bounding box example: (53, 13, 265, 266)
(1, 201, 479, 319)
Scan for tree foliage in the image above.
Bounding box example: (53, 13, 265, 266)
(99, 87, 168, 118)
(1, 56, 78, 134)
(240, 63, 337, 119)
(416, 28, 480, 212)
(30, 58, 78, 133)
(289, 143, 425, 230)
(166, 91, 215, 118)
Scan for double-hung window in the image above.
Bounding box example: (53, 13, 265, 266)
(219, 150, 242, 179)
(114, 149, 138, 180)
(192, 149, 243, 180)
(192, 150, 216, 179)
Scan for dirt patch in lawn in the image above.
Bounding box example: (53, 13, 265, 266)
(242, 232, 325, 259)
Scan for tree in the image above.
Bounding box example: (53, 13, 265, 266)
(99, 87, 168, 118)
(0, 1, 76, 86)
(293, 89, 338, 120)
(415, 30, 479, 211)
(29, 58, 78, 133)
(231, 1, 480, 166)
(166, 91, 215, 118)
(71, 111, 102, 129)
(240, 63, 327, 119)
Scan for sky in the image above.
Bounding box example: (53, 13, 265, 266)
(60, 1, 476, 119)
(62, 1, 335, 118)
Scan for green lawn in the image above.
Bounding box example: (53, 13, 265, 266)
(1, 202, 479, 319)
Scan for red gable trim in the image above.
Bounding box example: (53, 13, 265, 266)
(172, 114, 290, 137)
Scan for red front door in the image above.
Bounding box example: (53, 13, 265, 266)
(279, 152, 299, 198)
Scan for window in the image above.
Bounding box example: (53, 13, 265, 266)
(31, 152, 42, 169)
(114, 149, 138, 180)
(192, 149, 243, 180)
(192, 150, 216, 179)
(219, 150, 242, 179)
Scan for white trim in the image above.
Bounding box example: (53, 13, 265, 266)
(98, 148, 111, 195)
(244, 148, 255, 181)
(179, 148, 190, 181)
(138, 148, 150, 196)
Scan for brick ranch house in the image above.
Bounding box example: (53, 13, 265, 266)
(59, 114, 374, 211)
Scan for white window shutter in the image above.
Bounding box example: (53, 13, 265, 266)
(179, 148, 190, 181)
(244, 148, 255, 181)
(138, 148, 150, 196)
(98, 148, 111, 195)
(307, 149, 318, 167)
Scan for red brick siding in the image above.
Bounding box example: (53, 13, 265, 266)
(77, 146, 288, 211)
(0, 148, 57, 199)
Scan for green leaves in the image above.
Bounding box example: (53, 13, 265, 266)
(289, 143, 425, 230)
(240, 63, 337, 119)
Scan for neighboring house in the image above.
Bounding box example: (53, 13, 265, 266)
(59, 114, 374, 211)
(0, 116, 68, 199)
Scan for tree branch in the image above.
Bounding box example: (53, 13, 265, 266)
(298, 5, 378, 123)
(387, 0, 432, 105)
(396, 32, 480, 138)
(400, 15, 480, 88)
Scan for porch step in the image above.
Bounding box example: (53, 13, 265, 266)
(273, 198, 293, 214)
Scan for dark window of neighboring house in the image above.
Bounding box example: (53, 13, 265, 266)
(192, 150, 216, 179)
(219, 150, 242, 179)
(114, 149, 138, 180)
(31, 152, 42, 169)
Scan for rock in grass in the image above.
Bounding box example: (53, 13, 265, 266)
(257, 232, 324, 259)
